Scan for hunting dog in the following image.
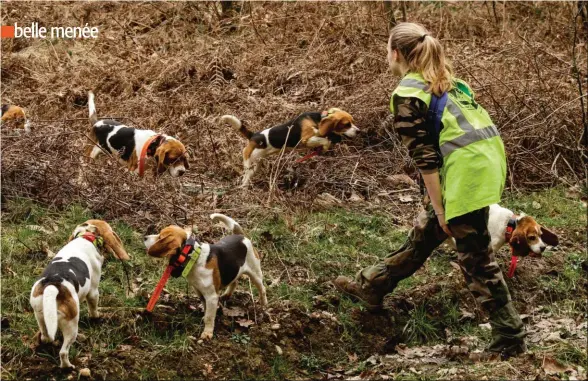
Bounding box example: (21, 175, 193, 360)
(86, 91, 189, 177)
(447, 204, 559, 256)
(30, 220, 130, 368)
(143, 214, 266, 340)
(221, 108, 359, 186)
(1, 104, 30, 133)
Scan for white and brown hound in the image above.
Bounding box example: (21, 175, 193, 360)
(448, 203, 559, 258)
(221, 108, 359, 186)
(143, 214, 266, 340)
(86, 91, 189, 177)
(30, 220, 130, 368)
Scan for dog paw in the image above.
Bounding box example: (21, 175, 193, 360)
(35, 331, 54, 345)
(200, 331, 213, 340)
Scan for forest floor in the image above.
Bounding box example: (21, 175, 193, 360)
(1, 187, 586, 380)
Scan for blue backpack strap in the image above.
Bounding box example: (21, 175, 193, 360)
(427, 92, 448, 137)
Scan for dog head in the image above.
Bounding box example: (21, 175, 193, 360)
(154, 138, 189, 178)
(509, 215, 559, 257)
(318, 108, 360, 138)
(144, 225, 193, 258)
(71, 220, 130, 260)
(1, 104, 28, 131)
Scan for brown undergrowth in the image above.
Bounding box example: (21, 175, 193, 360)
(1, 2, 587, 380)
(1, 1, 586, 230)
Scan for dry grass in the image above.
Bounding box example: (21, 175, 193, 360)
(1, 1, 586, 229)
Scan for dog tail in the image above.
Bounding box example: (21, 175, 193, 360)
(220, 115, 253, 140)
(88, 91, 98, 126)
(42, 285, 59, 341)
(210, 213, 245, 235)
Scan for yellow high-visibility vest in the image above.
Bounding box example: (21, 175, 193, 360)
(391, 72, 507, 220)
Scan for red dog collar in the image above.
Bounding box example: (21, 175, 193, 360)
(138, 134, 165, 177)
(75, 232, 104, 248)
(296, 147, 323, 163)
(81, 232, 97, 243)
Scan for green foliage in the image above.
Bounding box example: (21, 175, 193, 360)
(403, 304, 440, 345)
(503, 187, 586, 231)
(299, 353, 321, 371)
(230, 333, 251, 345)
(1, 187, 586, 379)
(269, 355, 290, 380)
(539, 251, 585, 298)
(556, 342, 588, 367)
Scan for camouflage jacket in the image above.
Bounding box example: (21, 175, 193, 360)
(392, 95, 441, 173)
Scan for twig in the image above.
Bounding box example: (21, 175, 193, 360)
(248, 3, 266, 46)
(572, 3, 588, 146)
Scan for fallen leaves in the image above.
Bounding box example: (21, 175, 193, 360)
(386, 174, 417, 188)
(79, 368, 91, 378)
(478, 323, 492, 330)
(398, 195, 414, 203)
(459, 309, 475, 322)
(221, 305, 246, 317)
(316, 193, 342, 207)
(25, 225, 53, 234)
(202, 363, 213, 377)
(236, 318, 255, 328)
(542, 356, 573, 375)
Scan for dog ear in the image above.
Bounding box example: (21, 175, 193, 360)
(87, 220, 130, 260)
(147, 231, 183, 258)
(318, 114, 338, 136)
(103, 229, 131, 261)
(509, 231, 530, 257)
(540, 226, 559, 246)
(154, 146, 168, 176)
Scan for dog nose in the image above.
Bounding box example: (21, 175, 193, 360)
(177, 169, 186, 176)
(540, 246, 546, 253)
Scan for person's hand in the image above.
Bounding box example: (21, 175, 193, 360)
(436, 211, 453, 237)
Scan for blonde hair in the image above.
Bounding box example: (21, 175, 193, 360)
(389, 23, 453, 96)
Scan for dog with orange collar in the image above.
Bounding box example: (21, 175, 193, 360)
(30, 220, 130, 368)
(143, 213, 267, 340)
(447, 204, 559, 276)
(86, 91, 189, 177)
(221, 108, 360, 187)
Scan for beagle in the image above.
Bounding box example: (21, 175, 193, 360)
(30, 220, 130, 368)
(221, 108, 360, 187)
(1, 104, 30, 133)
(143, 214, 267, 340)
(448, 204, 559, 256)
(86, 91, 189, 177)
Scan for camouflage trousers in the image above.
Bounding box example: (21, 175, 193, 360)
(357, 206, 525, 343)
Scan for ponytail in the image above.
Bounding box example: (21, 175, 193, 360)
(389, 23, 453, 96)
